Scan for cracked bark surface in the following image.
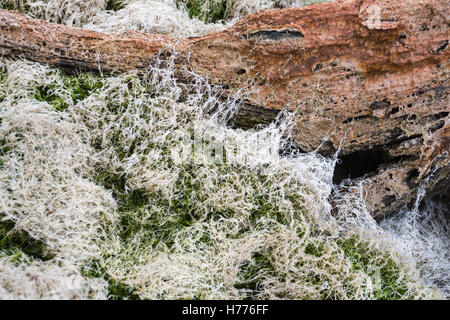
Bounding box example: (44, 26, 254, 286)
(0, 0, 448, 217)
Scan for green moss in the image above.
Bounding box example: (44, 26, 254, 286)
(175, 0, 331, 23)
(106, 0, 127, 11)
(81, 259, 140, 300)
(176, 0, 228, 23)
(33, 73, 104, 111)
(94, 169, 196, 249)
(118, 181, 197, 246)
(250, 195, 288, 226)
(32, 84, 66, 110)
(304, 242, 325, 258)
(103, 164, 305, 258)
(0, 70, 6, 104)
(0, 138, 8, 169)
(0, 2, 30, 12)
(84, 169, 209, 299)
(339, 235, 414, 300)
(235, 252, 279, 299)
(0, 218, 53, 261)
(1, 66, 104, 108)
(63, 73, 105, 104)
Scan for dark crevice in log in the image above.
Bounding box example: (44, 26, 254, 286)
(385, 133, 423, 147)
(332, 132, 426, 184)
(333, 147, 414, 184)
(243, 29, 304, 41)
(229, 103, 280, 129)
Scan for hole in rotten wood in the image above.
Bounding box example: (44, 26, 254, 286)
(243, 29, 304, 41)
(333, 147, 392, 184)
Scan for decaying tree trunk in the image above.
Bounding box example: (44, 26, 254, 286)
(0, 0, 448, 217)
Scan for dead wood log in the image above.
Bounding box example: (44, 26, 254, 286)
(0, 0, 448, 217)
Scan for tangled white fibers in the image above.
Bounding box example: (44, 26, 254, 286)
(0, 0, 109, 27)
(380, 190, 450, 298)
(1, 1, 333, 37)
(0, 0, 447, 300)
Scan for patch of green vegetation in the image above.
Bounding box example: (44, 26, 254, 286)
(94, 172, 128, 197)
(249, 194, 290, 226)
(33, 84, 66, 110)
(0, 218, 53, 261)
(82, 172, 205, 300)
(304, 242, 325, 257)
(33, 73, 104, 111)
(0, 70, 6, 104)
(63, 73, 105, 103)
(104, 172, 201, 245)
(86, 165, 220, 299)
(176, 0, 228, 23)
(94, 168, 192, 250)
(101, 164, 302, 259)
(339, 235, 414, 300)
(0, 135, 13, 169)
(0, 2, 28, 12)
(106, 0, 127, 11)
(175, 0, 330, 23)
(235, 252, 279, 298)
(81, 259, 140, 300)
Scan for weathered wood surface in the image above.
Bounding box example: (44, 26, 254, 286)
(0, 0, 448, 217)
